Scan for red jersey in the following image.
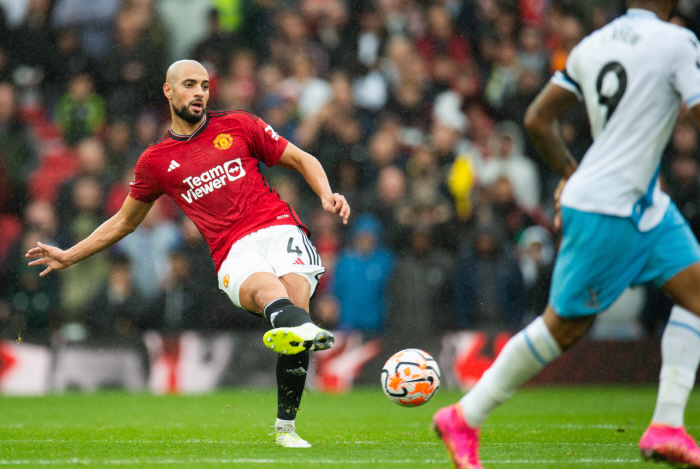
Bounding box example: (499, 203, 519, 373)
(129, 110, 308, 272)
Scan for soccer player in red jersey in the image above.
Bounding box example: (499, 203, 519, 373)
(26, 60, 350, 447)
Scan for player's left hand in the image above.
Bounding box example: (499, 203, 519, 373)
(322, 193, 351, 224)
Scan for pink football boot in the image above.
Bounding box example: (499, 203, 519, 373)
(433, 404, 484, 469)
(640, 424, 700, 468)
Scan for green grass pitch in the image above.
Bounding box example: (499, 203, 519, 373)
(0, 387, 698, 468)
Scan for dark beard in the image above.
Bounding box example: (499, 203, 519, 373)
(173, 101, 205, 124)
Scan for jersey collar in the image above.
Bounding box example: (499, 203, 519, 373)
(625, 8, 659, 20)
(169, 112, 209, 141)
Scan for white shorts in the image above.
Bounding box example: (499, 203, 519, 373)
(217, 225, 325, 309)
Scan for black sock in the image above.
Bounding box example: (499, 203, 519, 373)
(276, 351, 309, 421)
(264, 298, 312, 329)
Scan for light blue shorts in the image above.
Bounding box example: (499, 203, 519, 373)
(549, 202, 700, 318)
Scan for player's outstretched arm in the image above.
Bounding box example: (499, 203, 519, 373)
(25, 196, 153, 276)
(276, 142, 351, 224)
(524, 83, 579, 180)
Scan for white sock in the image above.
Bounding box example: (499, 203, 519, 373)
(460, 316, 562, 427)
(651, 306, 700, 428)
(275, 418, 295, 430)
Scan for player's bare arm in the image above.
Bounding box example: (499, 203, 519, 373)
(276, 142, 351, 224)
(25, 196, 153, 276)
(524, 83, 579, 180)
(524, 83, 580, 229)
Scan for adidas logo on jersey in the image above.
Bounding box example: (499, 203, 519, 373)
(293, 258, 305, 265)
(167, 160, 180, 172)
(180, 159, 246, 204)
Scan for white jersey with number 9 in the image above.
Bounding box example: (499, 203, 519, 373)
(551, 8, 700, 232)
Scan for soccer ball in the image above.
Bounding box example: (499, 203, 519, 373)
(380, 348, 440, 407)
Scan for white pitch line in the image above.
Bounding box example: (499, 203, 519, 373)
(0, 458, 644, 465)
(0, 439, 439, 446)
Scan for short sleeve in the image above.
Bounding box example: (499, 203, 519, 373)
(129, 153, 163, 203)
(243, 114, 290, 167)
(671, 33, 700, 108)
(551, 44, 584, 101)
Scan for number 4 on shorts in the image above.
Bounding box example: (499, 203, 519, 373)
(287, 237, 302, 255)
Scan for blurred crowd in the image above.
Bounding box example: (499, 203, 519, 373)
(2, 0, 700, 345)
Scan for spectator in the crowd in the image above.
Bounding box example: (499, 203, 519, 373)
(55, 72, 106, 146)
(270, 10, 329, 79)
(549, 16, 584, 73)
(382, 36, 419, 91)
(415, 5, 472, 78)
(144, 249, 209, 330)
(177, 217, 218, 300)
(56, 138, 109, 229)
(362, 128, 402, 186)
(484, 176, 551, 242)
(218, 49, 258, 111)
(11, 0, 55, 73)
(44, 28, 97, 101)
(333, 214, 394, 334)
(128, 111, 161, 165)
(518, 27, 548, 74)
(60, 176, 110, 320)
(278, 53, 331, 119)
(86, 255, 146, 338)
(296, 71, 362, 187)
(193, 8, 238, 73)
(481, 121, 541, 208)
(485, 41, 522, 109)
(385, 79, 430, 132)
(52, 0, 121, 60)
(517, 226, 554, 320)
(104, 121, 132, 184)
(387, 225, 453, 349)
(114, 199, 180, 300)
(102, 9, 158, 118)
(24, 200, 61, 247)
(4, 229, 60, 334)
(0, 82, 36, 212)
(500, 70, 545, 131)
(362, 165, 408, 251)
(452, 224, 525, 330)
(126, 0, 168, 72)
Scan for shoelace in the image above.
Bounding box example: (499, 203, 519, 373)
(269, 425, 298, 437)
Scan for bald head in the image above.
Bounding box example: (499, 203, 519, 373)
(164, 60, 210, 127)
(166, 60, 207, 85)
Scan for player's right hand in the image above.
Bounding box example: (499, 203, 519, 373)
(25, 242, 71, 276)
(322, 193, 351, 225)
(553, 178, 567, 231)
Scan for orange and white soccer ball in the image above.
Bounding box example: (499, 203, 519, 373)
(380, 348, 441, 407)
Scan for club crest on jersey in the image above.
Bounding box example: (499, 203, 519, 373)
(180, 158, 246, 204)
(223, 274, 230, 288)
(214, 133, 233, 150)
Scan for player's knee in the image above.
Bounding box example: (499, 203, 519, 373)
(253, 286, 288, 313)
(543, 307, 594, 350)
(556, 328, 586, 349)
